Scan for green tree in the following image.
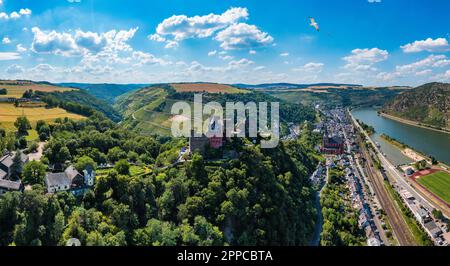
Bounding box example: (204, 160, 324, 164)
(115, 159, 130, 175)
(107, 147, 127, 163)
(22, 161, 47, 186)
(14, 116, 32, 136)
(10, 151, 24, 180)
(74, 155, 97, 172)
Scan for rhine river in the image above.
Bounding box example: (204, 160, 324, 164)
(351, 107, 450, 166)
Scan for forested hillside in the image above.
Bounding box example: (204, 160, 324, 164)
(382, 82, 449, 129)
(115, 84, 316, 136)
(0, 112, 319, 246)
(59, 83, 148, 104)
(37, 90, 122, 122)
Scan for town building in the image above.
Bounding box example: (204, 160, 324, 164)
(45, 165, 95, 195)
(321, 135, 344, 155)
(0, 179, 23, 195)
(189, 116, 224, 155)
(0, 152, 29, 180)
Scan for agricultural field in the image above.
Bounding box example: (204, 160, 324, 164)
(417, 171, 450, 204)
(0, 103, 86, 131)
(0, 80, 75, 98)
(170, 83, 247, 94)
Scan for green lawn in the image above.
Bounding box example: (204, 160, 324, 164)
(418, 171, 450, 204)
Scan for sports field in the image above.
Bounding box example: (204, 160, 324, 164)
(417, 171, 450, 204)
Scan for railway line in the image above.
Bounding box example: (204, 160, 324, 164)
(359, 137, 417, 246)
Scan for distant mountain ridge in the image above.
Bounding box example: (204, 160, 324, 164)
(58, 83, 149, 103)
(382, 82, 450, 129)
(233, 83, 362, 89)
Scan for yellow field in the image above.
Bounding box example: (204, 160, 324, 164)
(0, 103, 85, 130)
(0, 81, 75, 98)
(170, 83, 247, 94)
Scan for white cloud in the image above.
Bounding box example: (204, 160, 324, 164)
(377, 54, 450, 81)
(401, 38, 450, 53)
(16, 44, 27, 52)
(368, 0, 382, 3)
(164, 40, 179, 49)
(155, 7, 248, 41)
(249, 50, 256, 55)
(207, 50, 217, 56)
(19, 9, 32, 16)
(396, 54, 450, 73)
(31, 27, 79, 56)
(343, 48, 388, 71)
(132, 51, 169, 66)
(0, 8, 32, 20)
(31, 27, 138, 57)
(6, 64, 25, 74)
(280, 52, 289, 57)
(0, 52, 21, 60)
(434, 70, 450, 81)
(74, 30, 107, 53)
(219, 55, 233, 61)
(292, 62, 324, 73)
(2, 37, 11, 44)
(214, 23, 274, 50)
(148, 33, 166, 42)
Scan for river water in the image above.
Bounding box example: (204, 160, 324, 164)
(351, 107, 450, 166)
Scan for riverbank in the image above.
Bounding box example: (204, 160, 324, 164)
(380, 133, 450, 175)
(379, 112, 450, 134)
(380, 134, 428, 163)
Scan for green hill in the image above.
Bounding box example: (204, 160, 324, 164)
(382, 82, 450, 129)
(115, 83, 316, 136)
(59, 83, 148, 103)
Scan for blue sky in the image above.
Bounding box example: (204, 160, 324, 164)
(0, 0, 449, 85)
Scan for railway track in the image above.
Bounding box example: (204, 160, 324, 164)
(360, 144, 417, 246)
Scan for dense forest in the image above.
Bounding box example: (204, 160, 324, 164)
(320, 168, 365, 246)
(0, 100, 320, 245)
(36, 90, 122, 122)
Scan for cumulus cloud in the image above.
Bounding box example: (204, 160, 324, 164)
(6, 64, 25, 74)
(207, 50, 217, 56)
(401, 38, 450, 53)
(16, 44, 27, 52)
(0, 52, 21, 60)
(31, 27, 138, 57)
(343, 48, 388, 71)
(292, 62, 324, 73)
(377, 54, 450, 81)
(31, 27, 79, 56)
(0, 8, 32, 20)
(132, 51, 169, 66)
(148, 33, 166, 42)
(164, 40, 179, 49)
(154, 7, 248, 41)
(396, 54, 450, 73)
(214, 23, 274, 50)
(2, 37, 11, 44)
(280, 52, 289, 57)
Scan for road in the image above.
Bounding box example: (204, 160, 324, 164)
(349, 111, 435, 212)
(359, 141, 417, 246)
